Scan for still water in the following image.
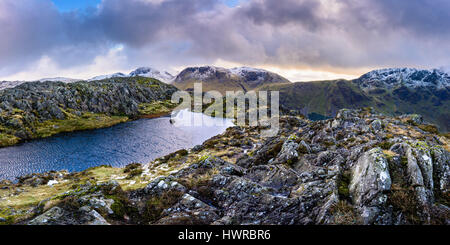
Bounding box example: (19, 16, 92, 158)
(0, 110, 234, 180)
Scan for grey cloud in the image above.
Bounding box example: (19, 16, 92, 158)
(365, 0, 450, 37)
(1, 0, 450, 78)
(239, 0, 322, 30)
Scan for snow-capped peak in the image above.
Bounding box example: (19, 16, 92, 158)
(175, 66, 233, 81)
(0, 77, 82, 91)
(356, 68, 450, 90)
(37, 77, 82, 83)
(229, 66, 268, 76)
(129, 67, 174, 83)
(88, 72, 127, 81)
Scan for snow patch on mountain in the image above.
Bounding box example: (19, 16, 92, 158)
(176, 66, 233, 81)
(0, 77, 82, 90)
(129, 67, 174, 83)
(38, 77, 82, 83)
(88, 72, 127, 81)
(230, 66, 268, 76)
(356, 68, 450, 90)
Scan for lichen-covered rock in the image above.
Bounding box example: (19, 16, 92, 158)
(349, 148, 391, 224)
(272, 137, 299, 165)
(432, 147, 450, 195)
(28, 206, 110, 225)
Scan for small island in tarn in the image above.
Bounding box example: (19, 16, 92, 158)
(0, 77, 178, 148)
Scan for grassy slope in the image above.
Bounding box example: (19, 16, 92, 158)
(261, 80, 449, 131)
(173, 78, 249, 94)
(366, 86, 450, 131)
(261, 80, 374, 117)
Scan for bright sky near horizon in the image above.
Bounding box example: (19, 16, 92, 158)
(1, 0, 449, 82)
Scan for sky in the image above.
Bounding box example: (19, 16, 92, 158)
(0, 0, 449, 82)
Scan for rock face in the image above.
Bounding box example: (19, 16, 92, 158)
(354, 68, 450, 91)
(349, 148, 391, 224)
(5, 108, 447, 226)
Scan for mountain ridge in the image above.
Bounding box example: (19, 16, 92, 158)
(173, 65, 291, 93)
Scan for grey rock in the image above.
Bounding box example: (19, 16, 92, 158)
(349, 148, 391, 224)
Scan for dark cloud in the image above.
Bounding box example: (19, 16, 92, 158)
(365, 0, 450, 37)
(1, 0, 450, 78)
(239, 0, 322, 30)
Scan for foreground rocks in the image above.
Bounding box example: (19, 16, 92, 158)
(1, 108, 449, 225)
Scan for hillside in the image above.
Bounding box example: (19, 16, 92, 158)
(260, 79, 374, 120)
(1, 108, 448, 225)
(261, 68, 449, 131)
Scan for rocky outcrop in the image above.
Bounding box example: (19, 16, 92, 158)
(1, 108, 448, 225)
(0, 76, 178, 146)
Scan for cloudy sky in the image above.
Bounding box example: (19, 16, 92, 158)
(0, 0, 449, 82)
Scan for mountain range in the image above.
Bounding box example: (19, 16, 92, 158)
(261, 68, 449, 131)
(1, 66, 448, 131)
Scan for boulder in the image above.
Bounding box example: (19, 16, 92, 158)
(349, 148, 391, 224)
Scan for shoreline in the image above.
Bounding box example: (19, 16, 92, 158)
(0, 111, 175, 182)
(0, 104, 177, 149)
(139, 111, 172, 119)
(0, 108, 235, 182)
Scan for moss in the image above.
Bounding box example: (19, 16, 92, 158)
(406, 119, 418, 126)
(135, 77, 162, 86)
(338, 171, 351, 201)
(377, 141, 394, 150)
(123, 163, 142, 173)
(138, 100, 177, 115)
(126, 169, 143, 179)
(0, 133, 20, 147)
(157, 149, 189, 164)
(323, 140, 335, 147)
(197, 155, 210, 162)
(33, 112, 128, 138)
(288, 134, 298, 141)
(385, 133, 394, 139)
(0, 208, 17, 225)
(203, 139, 219, 149)
(104, 187, 138, 221)
(108, 196, 126, 218)
(418, 124, 439, 134)
(144, 190, 184, 223)
(400, 156, 408, 165)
